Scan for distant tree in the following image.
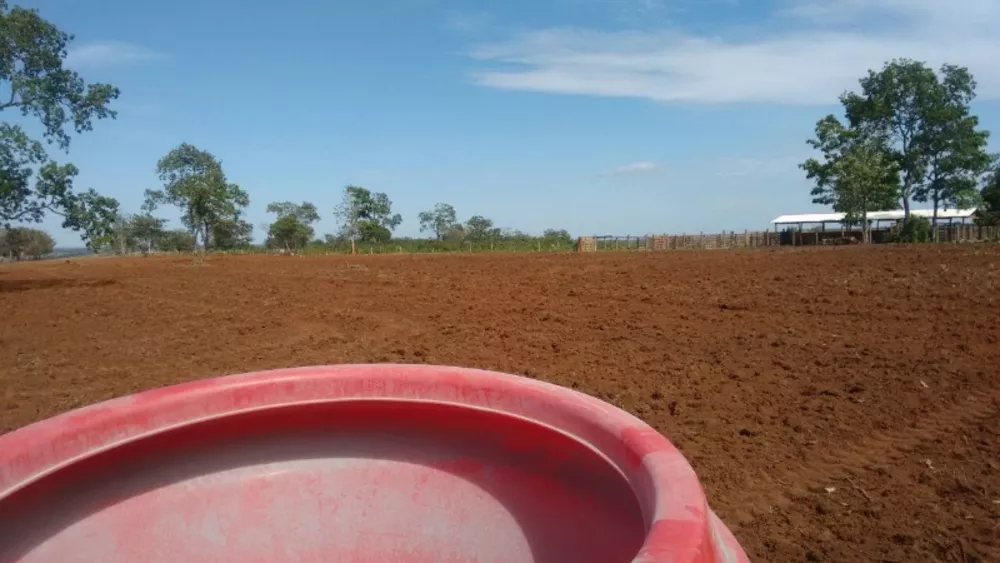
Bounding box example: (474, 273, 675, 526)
(23, 228, 55, 258)
(144, 143, 249, 252)
(158, 229, 196, 252)
(802, 116, 900, 243)
(266, 201, 319, 251)
(418, 203, 458, 240)
(212, 218, 253, 250)
(0, 2, 120, 248)
(911, 65, 992, 237)
(464, 215, 499, 242)
(840, 60, 990, 221)
(333, 185, 402, 251)
(130, 214, 167, 253)
(979, 163, 1000, 226)
(542, 229, 574, 247)
(0, 227, 54, 260)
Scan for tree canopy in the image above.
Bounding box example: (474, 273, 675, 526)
(804, 59, 992, 239)
(802, 115, 900, 242)
(333, 185, 402, 246)
(266, 201, 319, 251)
(144, 143, 249, 252)
(418, 203, 458, 240)
(1, 226, 54, 259)
(833, 59, 991, 220)
(0, 1, 120, 247)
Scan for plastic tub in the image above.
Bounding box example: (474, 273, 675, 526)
(0, 365, 748, 562)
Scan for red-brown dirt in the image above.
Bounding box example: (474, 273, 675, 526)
(2, 246, 998, 562)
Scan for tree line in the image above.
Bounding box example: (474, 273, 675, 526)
(5, 4, 1000, 255)
(802, 59, 1000, 242)
(0, 3, 573, 256)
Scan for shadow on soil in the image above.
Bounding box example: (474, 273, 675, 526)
(0, 278, 117, 294)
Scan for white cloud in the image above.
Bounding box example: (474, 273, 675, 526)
(606, 161, 660, 175)
(66, 42, 165, 69)
(468, 0, 1000, 104)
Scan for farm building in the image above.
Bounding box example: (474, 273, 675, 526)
(770, 208, 980, 245)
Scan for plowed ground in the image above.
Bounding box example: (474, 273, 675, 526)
(2, 246, 999, 562)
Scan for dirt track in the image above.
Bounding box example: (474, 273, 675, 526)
(2, 246, 999, 562)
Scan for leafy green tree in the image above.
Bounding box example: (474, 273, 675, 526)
(1, 227, 53, 259)
(979, 163, 1000, 226)
(144, 143, 249, 252)
(840, 59, 938, 218)
(841, 60, 991, 222)
(464, 215, 499, 242)
(418, 203, 457, 240)
(212, 218, 253, 250)
(158, 229, 196, 252)
(333, 185, 402, 249)
(266, 201, 319, 251)
(911, 65, 992, 236)
(0, 2, 120, 245)
(542, 229, 573, 247)
(802, 116, 900, 243)
(130, 214, 167, 253)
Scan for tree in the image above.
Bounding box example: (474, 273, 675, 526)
(0, 227, 54, 259)
(802, 115, 900, 243)
(464, 215, 499, 242)
(144, 143, 249, 252)
(158, 229, 196, 252)
(542, 229, 574, 247)
(839, 59, 939, 218)
(911, 66, 992, 237)
(333, 185, 402, 251)
(979, 163, 1000, 226)
(212, 218, 253, 250)
(130, 214, 167, 253)
(840, 60, 992, 222)
(418, 203, 458, 240)
(0, 3, 121, 246)
(266, 201, 319, 252)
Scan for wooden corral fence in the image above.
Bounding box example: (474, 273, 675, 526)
(576, 224, 1000, 252)
(577, 230, 780, 252)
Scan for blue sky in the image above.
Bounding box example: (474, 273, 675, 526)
(15, 0, 1000, 246)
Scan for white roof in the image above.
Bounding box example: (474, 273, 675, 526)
(771, 208, 978, 224)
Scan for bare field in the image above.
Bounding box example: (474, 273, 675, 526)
(2, 246, 999, 562)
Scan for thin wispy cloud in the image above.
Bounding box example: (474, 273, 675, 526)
(66, 41, 166, 70)
(606, 161, 660, 175)
(467, 0, 1000, 105)
(445, 10, 493, 34)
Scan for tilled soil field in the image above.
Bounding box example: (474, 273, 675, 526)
(2, 246, 999, 562)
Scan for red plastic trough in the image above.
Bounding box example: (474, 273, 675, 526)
(0, 365, 748, 562)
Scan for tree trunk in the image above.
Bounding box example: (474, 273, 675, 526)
(932, 193, 940, 243)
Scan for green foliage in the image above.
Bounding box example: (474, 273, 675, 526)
(144, 143, 249, 252)
(802, 116, 899, 241)
(417, 203, 458, 240)
(211, 218, 253, 250)
(912, 65, 992, 223)
(158, 229, 196, 252)
(464, 215, 499, 242)
(333, 185, 402, 243)
(542, 228, 573, 247)
(0, 226, 54, 259)
(265, 201, 318, 251)
(840, 59, 990, 218)
(266, 201, 319, 224)
(0, 2, 120, 243)
(894, 216, 932, 243)
(978, 164, 1000, 226)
